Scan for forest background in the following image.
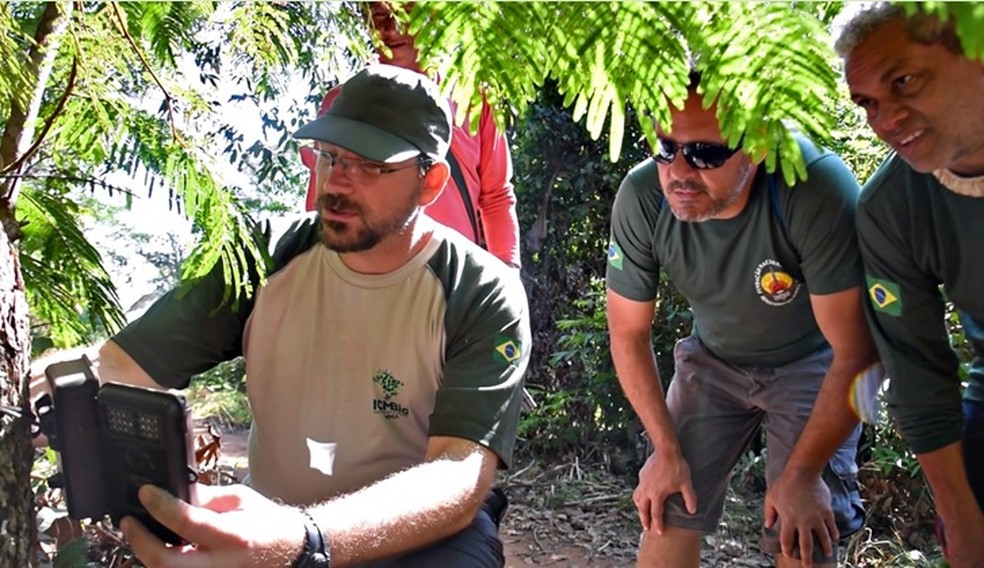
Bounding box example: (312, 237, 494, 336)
(1, 2, 983, 567)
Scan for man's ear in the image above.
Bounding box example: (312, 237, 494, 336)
(420, 161, 449, 207)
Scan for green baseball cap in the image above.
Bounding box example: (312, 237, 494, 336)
(294, 64, 451, 163)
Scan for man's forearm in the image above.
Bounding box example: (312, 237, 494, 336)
(611, 334, 680, 454)
(919, 442, 984, 524)
(31, 340, 165, 405)
(782, 356, 871, 478)
(788, 287, 880, 479)
(97, 340, 166, 390)
(309, 449, 493, 566)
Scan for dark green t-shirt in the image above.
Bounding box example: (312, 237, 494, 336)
(857, 154, 984, 454)
(607, 137, 862, 367)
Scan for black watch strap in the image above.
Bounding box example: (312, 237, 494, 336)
(292, 509, 331, 568)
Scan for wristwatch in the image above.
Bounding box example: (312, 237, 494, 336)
(292, 509, 331, 568)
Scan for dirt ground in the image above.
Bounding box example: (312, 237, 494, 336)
(199, 423, 947, 568)
(36, 423, 935, 567)
(29, 363, 941, 567)
(31, 421, 943, 568)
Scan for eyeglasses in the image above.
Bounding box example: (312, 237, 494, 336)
(301, 146, 428, 184)
(652, 138, 741, 170)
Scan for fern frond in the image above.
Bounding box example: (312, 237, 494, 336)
(162, 146, 270, 306)
(0, 3, 32, 121)
(18, 185, 125, 347)
(117, 2, 210, 69)
(416, 1, 842, 180)
(412, 2, 552, 133)
(546, 2, 691, 162)
(690, 2, 839, 184)
(226, 3, 299, 78)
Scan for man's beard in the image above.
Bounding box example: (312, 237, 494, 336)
(666, 165, 754, 222)
(316, 190, 420, 252)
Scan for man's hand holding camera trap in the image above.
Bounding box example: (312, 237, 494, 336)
(35, 355, 198, 546)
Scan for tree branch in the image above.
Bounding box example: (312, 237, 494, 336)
(0, 57, 77, 180)
(0, 2, 62, 209)
(109, 2, 183, 145)
(0, 173, 140, 200)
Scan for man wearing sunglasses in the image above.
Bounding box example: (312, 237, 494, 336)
(837, 5, 984, 566)
(606, 72, 878, 568)
(95, 64, 530, 568)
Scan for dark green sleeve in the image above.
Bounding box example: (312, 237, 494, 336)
(856, 182, 963, 454)
(112, 262, 256, 389)
(429, 248, 530, 468)
(112, 216, 319, 389)
(784, 151, 863, 295)
(606, 161, 663, 301)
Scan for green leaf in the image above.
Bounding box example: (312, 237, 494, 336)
(416, 1, 848, 180)
(52, 536, 89, 568)
(19, 186, 126, 346)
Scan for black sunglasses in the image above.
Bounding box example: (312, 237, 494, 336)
(652, 138, 741, 170)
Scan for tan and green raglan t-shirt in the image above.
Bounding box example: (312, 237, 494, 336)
(114, 217, 530, 505)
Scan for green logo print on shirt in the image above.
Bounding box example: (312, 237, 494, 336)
(867, 277, 902, 316)
(373, 369, 403, 400)
(372, 369, 409, 419)
(607, 240, 624, 270)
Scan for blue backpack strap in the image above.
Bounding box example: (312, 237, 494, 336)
(767, 173, 803, 276)
(768, 174, 785, 229)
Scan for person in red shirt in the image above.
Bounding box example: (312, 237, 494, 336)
(302, 2, 521, 268)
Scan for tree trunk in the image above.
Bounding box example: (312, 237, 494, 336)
(0, 3, 65, 563)
(0, 218, 33, 567)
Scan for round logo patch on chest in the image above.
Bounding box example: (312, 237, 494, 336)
(754, 259, 801, 306)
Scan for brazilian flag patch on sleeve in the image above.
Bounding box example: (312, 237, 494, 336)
(866, 276, 902, 316)
(607, 240, 624, 270)
(494, 336, 522, 366)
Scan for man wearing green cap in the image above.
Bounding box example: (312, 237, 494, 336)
(302, 2, 521, 269)
(95, 64, 530, 567)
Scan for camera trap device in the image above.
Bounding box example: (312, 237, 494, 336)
(35, 355, 199, 545)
